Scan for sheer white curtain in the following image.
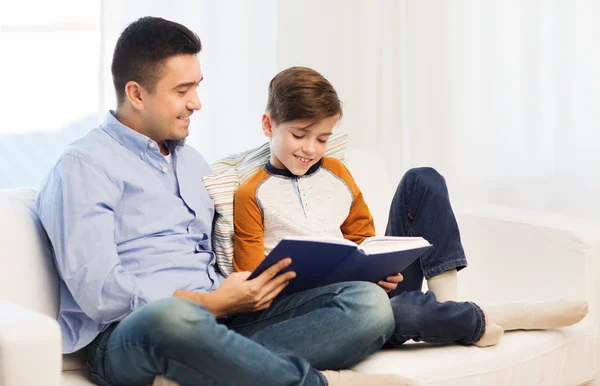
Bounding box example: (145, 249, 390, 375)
(100, 0, 277, 164)
(99, 1, 600, 219)
(395, 1, 600, 220)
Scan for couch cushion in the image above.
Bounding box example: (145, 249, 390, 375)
(352, 322, 596, 385)
(0, 188, 59, 318)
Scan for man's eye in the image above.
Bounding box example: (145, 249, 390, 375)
(292, 134, 304, 139)
(178, 91, 186, 95)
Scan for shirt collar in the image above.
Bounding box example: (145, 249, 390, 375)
(265, 158, 323, 177)
(100, 111, 185, 157)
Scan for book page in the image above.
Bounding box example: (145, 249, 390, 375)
(360, 236, 430, 255)
(281, 235, 358, 247)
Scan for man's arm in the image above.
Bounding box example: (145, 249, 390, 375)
(36, 155, 151, 323)
(174, 258, 296, 318)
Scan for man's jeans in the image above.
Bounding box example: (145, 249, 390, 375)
(385, 167, 485, 346)
(88, 282, 394, 386)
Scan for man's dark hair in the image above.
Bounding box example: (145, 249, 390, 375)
(111, 17, 202, 105)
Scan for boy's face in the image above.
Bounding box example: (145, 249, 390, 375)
(136, 54, 203, 143)
(263, 114, 337, 175)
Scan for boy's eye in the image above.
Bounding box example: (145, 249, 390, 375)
(318, 139, 328, 143)
(292, 134, 304, 139)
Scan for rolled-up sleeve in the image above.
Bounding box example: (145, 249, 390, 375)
(36, 154, 150, 324)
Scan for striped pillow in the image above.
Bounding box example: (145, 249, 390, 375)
(203, 132, 349, 276)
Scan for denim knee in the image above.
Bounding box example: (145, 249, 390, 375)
(403, 167, 446, 191)
(339, 282, 395, 343)
(124, 297, 217, 350)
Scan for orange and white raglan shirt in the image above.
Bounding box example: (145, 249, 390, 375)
(233, 156, 376, 272)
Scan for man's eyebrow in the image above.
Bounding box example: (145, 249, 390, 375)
(174, 77, 204, 89)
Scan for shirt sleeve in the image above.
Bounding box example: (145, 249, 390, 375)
(233, 175, 265, 272)
(36, 154, 151, 324)
(334, 161, 376, 244)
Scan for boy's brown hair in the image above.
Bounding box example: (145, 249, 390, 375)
(266, 67, 343, 124)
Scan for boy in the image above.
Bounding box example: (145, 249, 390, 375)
(234, 66, 588, 349)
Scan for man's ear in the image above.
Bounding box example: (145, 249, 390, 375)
(124, 81, 145, 110)
(262, 113, 274, 138)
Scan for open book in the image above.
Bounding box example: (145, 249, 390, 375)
(247, 236, 432, 296)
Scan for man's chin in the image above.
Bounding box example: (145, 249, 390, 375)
(172, 128, 189, 141)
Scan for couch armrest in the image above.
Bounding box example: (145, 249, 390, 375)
(0, 301, 62, 386)
(453, 202, 600, 316)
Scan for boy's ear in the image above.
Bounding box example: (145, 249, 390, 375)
(262, 113, 275, 138)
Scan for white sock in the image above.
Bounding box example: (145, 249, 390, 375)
(321, 370, 419, 386)
(426, 269, 458, 302)
(153, 376, 180, 386)
(483, 299, 588, 331)
(474, 322, 504, 347)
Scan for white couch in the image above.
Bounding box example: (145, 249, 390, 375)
(1, 149, 599, 386)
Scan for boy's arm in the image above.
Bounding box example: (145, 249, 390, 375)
(35, 155, 152, 324)
(233, 181, 265, 272)
(331, 160, 376, 243)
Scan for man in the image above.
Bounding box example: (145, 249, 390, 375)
(35, 16, 415, 386)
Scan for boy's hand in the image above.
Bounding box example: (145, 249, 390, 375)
(377, 273, 404, 293)
(174, 258, 296, 317)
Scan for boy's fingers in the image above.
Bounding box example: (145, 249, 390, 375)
(378, 280, 397, 291)
(386, 273, 404, 283)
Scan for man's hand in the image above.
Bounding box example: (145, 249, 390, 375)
(174, 258, 296, 318)
(377, 273, 404, 293)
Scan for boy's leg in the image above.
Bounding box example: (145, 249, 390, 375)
(386, 167, 466, 300)
(385, 291, 493, 347)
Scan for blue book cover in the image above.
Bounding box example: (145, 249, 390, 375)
(248, 236, 432, 296)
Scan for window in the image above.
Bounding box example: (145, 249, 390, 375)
(0, 0, 101, 188)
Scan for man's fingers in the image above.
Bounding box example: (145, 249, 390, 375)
(257, 281, 289, 308)
(255, 258, 292, 284)
(260, 270, 295, 296)
(229, 271, 252, 281)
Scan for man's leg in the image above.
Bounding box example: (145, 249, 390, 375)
(227, 281, 394, 370)
(87, 297, 327, 386)
(386, 167, 466, 300)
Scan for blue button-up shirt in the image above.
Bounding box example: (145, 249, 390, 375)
(35, 112, 223, 353)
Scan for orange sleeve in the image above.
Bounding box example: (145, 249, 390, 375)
(233, 170, 268, 272)
(322, 157, 376, 244)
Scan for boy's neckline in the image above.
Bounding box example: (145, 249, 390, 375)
(265, 159, 323, 177)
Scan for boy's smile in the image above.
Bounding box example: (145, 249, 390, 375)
(263, 115, 338, 176)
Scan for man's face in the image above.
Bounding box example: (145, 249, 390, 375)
(140, 54, 203, 143)
(264, 115, 337, 175)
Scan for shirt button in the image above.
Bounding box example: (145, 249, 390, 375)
(149, 142, 155, 148)
(139, 151, 144, 157)
(162, 166, 168, 173)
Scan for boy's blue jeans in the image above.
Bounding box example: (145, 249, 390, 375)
(87, 167, 485, 385)
(385, 167, 484, 347)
